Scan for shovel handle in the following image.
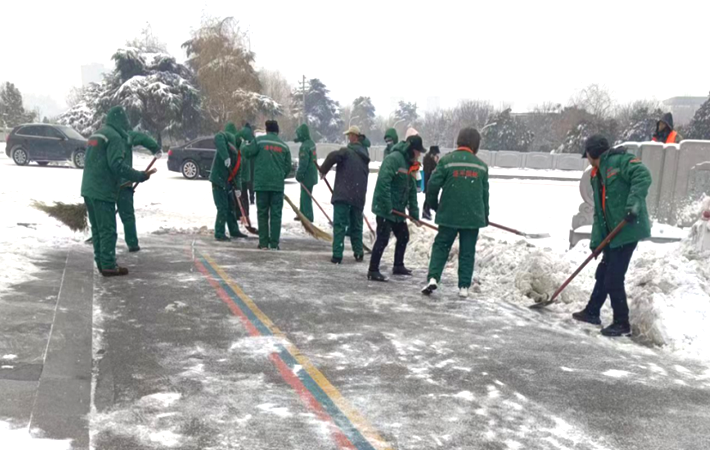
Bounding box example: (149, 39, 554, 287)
(316, 160, 376, 237)
(547, 220, 628, 304)
(300, 182, 333, 225)
(488, 221, 526, 237)
(121, 157, 158, 191)
(391, 210, 438, 231)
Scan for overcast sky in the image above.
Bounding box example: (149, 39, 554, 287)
(2, 0, 709, 117)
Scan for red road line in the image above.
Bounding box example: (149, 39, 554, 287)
(194, 258, 356, 449)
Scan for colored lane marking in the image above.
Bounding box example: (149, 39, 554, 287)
(195, 253, 392, 450)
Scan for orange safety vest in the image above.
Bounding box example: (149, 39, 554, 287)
(652, 130, 677, 144)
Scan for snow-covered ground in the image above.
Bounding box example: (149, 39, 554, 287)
(1, 146, 709, 363)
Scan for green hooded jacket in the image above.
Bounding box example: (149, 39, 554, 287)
(81, 106, 148, 202)
(371, 141, 419, 222)
(426, 148, 489, 229)
(209, 123, 242, 189)
(243, 131, 292, 192)
(590, 147, 652, 249)
(295, 124, 319, 186)
(383, 128, 399, 158)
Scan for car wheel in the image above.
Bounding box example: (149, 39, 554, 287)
(12, 146, 30, 166)
(72, 149, 86, 169)
(37, 161, 49, 166)
(181, 159, 200, 179)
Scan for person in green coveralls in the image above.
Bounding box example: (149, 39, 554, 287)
(422, 128, 489, 299)
(116, 127, 162, 252)
(294, 124, 318, 222)
(81, 106, 157, 276)
(210, 122, 248, 241)
(572, 135, 652, 337)
(242, 120, 292, 249)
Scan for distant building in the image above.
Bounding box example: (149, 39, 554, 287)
(81, 63, 108, 87)
(661, 96, 709, 126)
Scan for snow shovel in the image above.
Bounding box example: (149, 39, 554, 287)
(233, 191, 258, 235)
(488, 222, 550, 239)
(315, 161, 377, 243)
(284, 194, 333, 242)
(529, 220, 628, 310)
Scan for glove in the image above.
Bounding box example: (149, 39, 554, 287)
(224, 157, 231, 168)
(235, 190, 241, 197)
(154, 150, 163, 160)
(625, 211, 638, 223)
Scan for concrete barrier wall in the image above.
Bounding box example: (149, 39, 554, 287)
(640, 143, 668, 217)
(555, 154, 587, 171)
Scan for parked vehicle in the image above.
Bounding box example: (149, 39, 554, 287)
(167, 136, 297, 180)
(5, 124, 88, 168)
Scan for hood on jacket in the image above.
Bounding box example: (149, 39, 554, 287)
(658, 112, 674, 130)
(106, 106, 131, 138)
(384, 128, 398, 144)
(347, 142, 371, 163)
(295, 124, 311, 143)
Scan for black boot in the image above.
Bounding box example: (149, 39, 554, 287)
(128, 246, 141, 253)
(601, 322, 631, 337)
(331, 257, 342, 265)
(354, 254, 364, 262)
(216, 236, 231, 242)
(367, 271, 388, 282)
(572, 310, 601, 325)
(392, 265, 412, 276)
(101, 266, 129, 277)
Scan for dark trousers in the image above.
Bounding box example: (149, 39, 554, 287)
(585, 242, 637, 324)
(117, 187, 139, 249)
(369, 217, 409, 272)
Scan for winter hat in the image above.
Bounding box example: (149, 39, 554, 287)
(583, 135, 609, 159)
(406, 135, 425, 153)
(405, 127, 419, 139)
(265, 120, 279, 133)
(430, 146, 440, 155)
(456, 128, 481, 151)
(344, 125, 361, 136)
(225, 122, 238, 135)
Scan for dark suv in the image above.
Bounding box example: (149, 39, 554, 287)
(5, 124, 88, 168)
(167, 136, 297, 180)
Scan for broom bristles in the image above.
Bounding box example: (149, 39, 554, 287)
(284, 195, 332, 242)
(32, 200, 88, 232)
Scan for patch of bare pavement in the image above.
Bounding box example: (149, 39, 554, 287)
(1, 234, 709, 449)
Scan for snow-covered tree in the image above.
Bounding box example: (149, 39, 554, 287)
(58, 83, 103, 136)
(557, 117, 619, 154)
(0, 82, 36, 128)
(394, 101, 419, 127)
(292, 78, 342, 142)
(482, 108, 534, 152)
(686, 93, 710, 140)
(351, 96, 376, 137)
(616, 104, 663, 143)
(420, 109, 453, 146)
(183, 17, 271, 131)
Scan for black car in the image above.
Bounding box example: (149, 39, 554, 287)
(5, 124, 88, 168)
(167, 136, 297, 180)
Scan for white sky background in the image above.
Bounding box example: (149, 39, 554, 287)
(1, 0, 709, 117)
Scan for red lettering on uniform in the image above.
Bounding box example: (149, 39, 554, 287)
(88, 139, 98, 146)
(453, 171, 459, 178)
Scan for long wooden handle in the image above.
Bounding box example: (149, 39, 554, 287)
(300, 182, 333, 225)
(392, 210, 438, 231)
(126, 156, 158, 190)
(547, 220, 628, 303)
(488, 221, 525, 236)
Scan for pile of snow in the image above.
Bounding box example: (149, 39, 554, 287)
(0, 421, 71, 450)
(397, 221, 710, 361)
